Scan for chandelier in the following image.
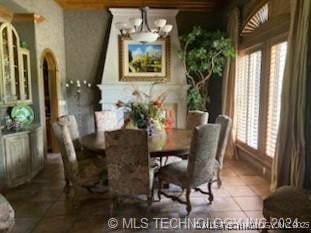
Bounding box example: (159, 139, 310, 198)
(115, 7, 173, 43)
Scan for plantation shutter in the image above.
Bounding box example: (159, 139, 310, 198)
(236, 50, 262, 149)
(266, 42, 288, 157)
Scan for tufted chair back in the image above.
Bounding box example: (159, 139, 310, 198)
(105, 129, 152, 196)
(187, 124, 220, 187)
(52, 121, 79, 184)
(186, 110, 209, 129)
(215, 115, 232, 169)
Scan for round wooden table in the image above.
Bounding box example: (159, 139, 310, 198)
(80, 129, 192, 158)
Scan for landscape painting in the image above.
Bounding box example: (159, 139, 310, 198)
(119, 37, 170, 82)
(128, 44, 162, 73)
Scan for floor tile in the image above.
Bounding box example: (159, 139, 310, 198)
(11, 217, 40, 233)
(220, 176, 246, 186)
(32, 216, 75, 233)
(4, 153, 272, 233)
(239, 176, 269, 186)
(234, 197, 263, 211)
(249, 184, 271, 199)
(13, 201, 53, 218)
(225, 185, 257, 197)
(209, 196, 242, 212)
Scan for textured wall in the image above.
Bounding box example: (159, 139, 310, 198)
(64, 10, 111, 136)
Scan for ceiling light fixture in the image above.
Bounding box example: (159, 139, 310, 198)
(115, 7, 173, 43)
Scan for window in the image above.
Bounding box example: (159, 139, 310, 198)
(266, 42, 288, 157)
(236, 50, 262, 149)
(234, 0, 289, 163)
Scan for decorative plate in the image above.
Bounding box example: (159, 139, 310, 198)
(11, 105, 34, 126)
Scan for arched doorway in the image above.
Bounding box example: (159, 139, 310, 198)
(41, 49, 59, 153)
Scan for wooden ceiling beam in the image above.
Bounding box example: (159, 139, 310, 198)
(55, 0, 224, 11)
(0, 5, 13, 22)
(12, 13, 45, 24)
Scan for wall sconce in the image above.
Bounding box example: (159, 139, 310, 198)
(65, 80, 92, 93)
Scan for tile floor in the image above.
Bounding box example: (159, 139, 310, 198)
(3, 153, 273, 233)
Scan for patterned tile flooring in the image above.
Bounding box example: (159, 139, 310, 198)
(2, 154, 275, 233)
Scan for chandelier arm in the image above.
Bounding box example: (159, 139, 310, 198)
(139, 8, 144, 32)
(143, 7, 152, 32)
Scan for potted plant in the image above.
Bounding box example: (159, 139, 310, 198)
(179, 26, 235, 111)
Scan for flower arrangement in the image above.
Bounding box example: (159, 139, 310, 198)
(116, 86, 167, 132)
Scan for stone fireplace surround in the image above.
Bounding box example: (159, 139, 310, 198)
(98, 8, 188, 128)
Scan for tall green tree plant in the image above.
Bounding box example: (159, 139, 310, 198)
(179, 26, 235, 110)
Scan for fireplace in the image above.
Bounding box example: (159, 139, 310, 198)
(98, 8, 188, 128)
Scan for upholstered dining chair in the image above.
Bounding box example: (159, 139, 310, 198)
(105, 129, 155, 210)
(52, 120, 107, 198)
(161, 110, 209, 165)
(57, 115, 90, 160)
(95, 110, 124, 132)
(214, 115, 232, 187)
(158, 124, 221, 214)
(186, 110, 209, 129)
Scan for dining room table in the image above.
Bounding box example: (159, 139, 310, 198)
(80, 128, 193, 158)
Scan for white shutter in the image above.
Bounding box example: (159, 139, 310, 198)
(236, 55, 248, 143)
(266, 42, 287, 157)
(235, 50, 262, 149)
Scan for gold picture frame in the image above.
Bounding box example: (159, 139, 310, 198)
(119, 36, 170, 82)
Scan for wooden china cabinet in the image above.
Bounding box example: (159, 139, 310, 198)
(0, 22, 43, 190)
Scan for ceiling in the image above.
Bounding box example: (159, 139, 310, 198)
(55, 0, 228, 12)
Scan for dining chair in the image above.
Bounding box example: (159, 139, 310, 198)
(52, 120, 107, 198)
(161, 110, 209, 165)
(94, 110, 124, 132)
(186, 110, 209, 129)
(158, 124, 221, 214)
(57, 115, 90, 160)
(214, 115, 232, 187)
(105, 129, 155, 210)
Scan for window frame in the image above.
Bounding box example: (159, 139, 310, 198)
(236, 33, 288, 167)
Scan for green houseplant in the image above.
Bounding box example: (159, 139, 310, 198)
(179, 26, 235, 110)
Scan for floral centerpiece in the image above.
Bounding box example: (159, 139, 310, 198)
(116, 86, 167, 134)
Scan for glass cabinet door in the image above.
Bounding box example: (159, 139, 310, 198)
(1, 25, 13, 103)
(11, 28, 21, 101)
(0, 23, 23, 105)
(21, 49, 32, 102)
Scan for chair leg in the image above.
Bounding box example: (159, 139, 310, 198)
(157, 179, 162, 201)
(207, 182, 214, 203)
(64, 177, 71, 193)
(216, 169, 222, 188)
(164, 156, 169, 165)
(70, 185, 80, 209)
(186, 188, 192, 214)
(147, 193, 153, 212)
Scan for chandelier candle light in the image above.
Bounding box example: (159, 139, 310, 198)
(115, 7, 173, 43)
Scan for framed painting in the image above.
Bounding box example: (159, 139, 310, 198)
(119, 36, 170, 82)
